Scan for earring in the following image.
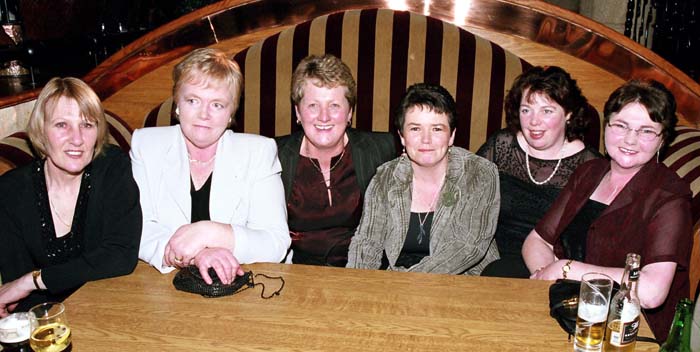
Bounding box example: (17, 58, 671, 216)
(402, 147, 406, 155)
(175, 106, 180, 116)
(657, 149, 660, 163)
(296, 119, 301, 125)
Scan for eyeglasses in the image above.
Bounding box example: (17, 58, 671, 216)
(606, 122, 662, 141)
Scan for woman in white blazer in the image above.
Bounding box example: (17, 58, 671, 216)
(130, 48, 290, 284)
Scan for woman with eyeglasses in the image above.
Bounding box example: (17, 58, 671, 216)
(522, 80, 692, 342)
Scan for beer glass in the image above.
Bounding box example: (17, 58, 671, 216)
(574, 272, 613, 352)
(29, 302, 71, 352)
(0, 312, 32, 352)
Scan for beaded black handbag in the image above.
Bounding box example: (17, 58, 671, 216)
(172, 265, 285, 299)
(173, 266, 254, 298)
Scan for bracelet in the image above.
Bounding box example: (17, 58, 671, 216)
(561, 259, 573, 279)
(32, 270, 42, 290)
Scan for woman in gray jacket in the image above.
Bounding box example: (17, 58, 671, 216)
(347, 83, 500, 274)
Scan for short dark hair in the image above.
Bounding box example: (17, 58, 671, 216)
(504, 66, 589, 141)
(603, 79, 677, 146)
(394, 83, 457, 133)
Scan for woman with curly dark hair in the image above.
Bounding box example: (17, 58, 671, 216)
(478, 66, 601, 278)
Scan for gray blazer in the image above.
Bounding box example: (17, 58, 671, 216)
(347, 147, 501, 274)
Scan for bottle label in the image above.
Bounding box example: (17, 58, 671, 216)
(629, 267, 640, 280)
(608, 317, 640, 346)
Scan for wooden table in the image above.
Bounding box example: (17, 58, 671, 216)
(65, 263, 659, 351)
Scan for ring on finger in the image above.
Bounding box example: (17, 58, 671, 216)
(174, 256, 183, 263)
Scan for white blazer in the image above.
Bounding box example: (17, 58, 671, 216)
(130, 126, 290, 273)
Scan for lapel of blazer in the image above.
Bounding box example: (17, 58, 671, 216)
(429, 148, 463, 250)
(348, 129, 370, 191)
(163, 127, 192, 221)
(385, 156, 412, 265)
(279, 131, 303, 201)
(209, 131, 243, 223)
(597, 161, 656, 221)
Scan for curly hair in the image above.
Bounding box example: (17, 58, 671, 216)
(504, 66, 590, 141)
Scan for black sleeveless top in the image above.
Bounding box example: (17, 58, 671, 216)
(190, 174, 213, 222)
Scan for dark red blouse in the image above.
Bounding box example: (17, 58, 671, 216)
(287, 144, 362, 266)
(536, 159, 693, 342)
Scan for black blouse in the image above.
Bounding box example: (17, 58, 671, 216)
(395, 212, 433, 268)
(190, 173, 213, 222)
(0, 145, 142, 312)
(35, 160, 89, 266)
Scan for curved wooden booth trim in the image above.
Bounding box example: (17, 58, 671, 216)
(81, 0, 700, 127)
(1, 0, 699, 298)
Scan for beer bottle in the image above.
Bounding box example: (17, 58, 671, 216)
(603, 253, 641, 352)
(659, 298, 693, 352)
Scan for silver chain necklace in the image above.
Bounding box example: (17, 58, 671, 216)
(416, 176, 444, 243)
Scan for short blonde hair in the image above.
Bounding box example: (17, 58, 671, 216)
(173, 48, 244, 119)
(290, 54, 356, 111)
(27, 77, 108, 159)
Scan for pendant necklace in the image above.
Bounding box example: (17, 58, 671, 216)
(306, 146, 346, 190)
(417, 177, 444, 244)
(525, 140, 566, 185)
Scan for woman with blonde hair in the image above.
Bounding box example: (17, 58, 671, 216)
(131, 48, 289, 284)
(0, 77, 142, 316)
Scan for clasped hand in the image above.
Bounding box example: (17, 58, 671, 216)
(530, 259, 569, 280)
(164, 221, 242, 285)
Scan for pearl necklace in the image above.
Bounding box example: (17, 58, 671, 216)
(525, 142, 565, 186)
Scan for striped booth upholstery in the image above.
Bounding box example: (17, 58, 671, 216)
(664, 126, 700, 222)
(145, 9, 603, 150)
(146, 9, 535, 151)
(0, 110, 133, 175)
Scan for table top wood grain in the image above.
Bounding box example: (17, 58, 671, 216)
(64, 262, 659, 351)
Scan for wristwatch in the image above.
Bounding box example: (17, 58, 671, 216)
(32, 269, 43, 290)
(562, 259, 573, 279)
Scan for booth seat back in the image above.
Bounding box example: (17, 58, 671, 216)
(147, 9, 603, 150)
(148, 9, 535, 150)
(0, 110, 133, 175)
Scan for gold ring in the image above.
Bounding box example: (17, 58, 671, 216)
(174, 257, 183, 263)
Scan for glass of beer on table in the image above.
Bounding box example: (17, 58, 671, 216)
(28, 302, 71, 352)
(0, 312, 32, 352)
(574, 272, 613, 352)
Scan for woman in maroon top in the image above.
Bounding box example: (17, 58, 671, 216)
(522, 80, 692, 341)
(276, 55, 395, 266)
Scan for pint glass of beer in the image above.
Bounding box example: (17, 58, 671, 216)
(574, 272, 613, 352)
(0, 312, 32, 352)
